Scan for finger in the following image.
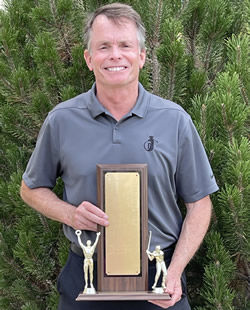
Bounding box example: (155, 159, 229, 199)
(165, 277, 182, 300)
(71, 213, 97, 231)
(83, 202, 109, 219)
(148, 296, 180, 309)
(72, 205, 99, 231)
(148, 299, 171, 309)
(165, 280, 175, 296)
(164, 288, 182, 307)
(77, 217, 98, 231)
(78, 202, 109, 227)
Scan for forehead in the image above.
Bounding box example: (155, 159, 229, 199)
(91, 15, 138, 41)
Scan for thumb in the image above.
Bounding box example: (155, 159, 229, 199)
(165, 277, 175, 295)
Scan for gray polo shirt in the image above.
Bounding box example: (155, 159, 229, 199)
(23, 83, 218, 249)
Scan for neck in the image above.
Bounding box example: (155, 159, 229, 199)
(96, 82, 139, 121)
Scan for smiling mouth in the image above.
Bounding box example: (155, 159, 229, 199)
(105, 66, 127, 72)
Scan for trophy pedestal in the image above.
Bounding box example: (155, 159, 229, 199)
(76, 291, 171, 301)
(83, 287, 96, 294)
(153, 287, 164, 294)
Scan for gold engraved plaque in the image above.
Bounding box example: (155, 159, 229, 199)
(105, 172, 140, 275)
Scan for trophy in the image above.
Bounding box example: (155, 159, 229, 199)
(76, 164, 170, 301)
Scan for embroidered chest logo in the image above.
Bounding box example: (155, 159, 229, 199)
(144, 136, 158, 151)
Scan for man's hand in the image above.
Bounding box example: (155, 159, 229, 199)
(148, 196, 212, 309)
(148, 272, 182, 309)
(71, 201, 109, 231)
(20, 181, 109, 231)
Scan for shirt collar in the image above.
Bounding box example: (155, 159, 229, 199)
(88, 83, 106, 118)
(130, 82, 148, 118)
(87, 82, 149, 119)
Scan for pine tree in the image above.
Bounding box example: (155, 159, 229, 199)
(0, 1, 249, 309)
(0, 1, 93, 308)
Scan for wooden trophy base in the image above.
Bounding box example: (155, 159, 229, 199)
(76, 291, 171, 301)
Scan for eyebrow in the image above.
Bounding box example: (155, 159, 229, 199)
(97, 40, 135, 46)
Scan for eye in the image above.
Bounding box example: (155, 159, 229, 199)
(99, 44, 109, 50)
(120, 42, 131, 48)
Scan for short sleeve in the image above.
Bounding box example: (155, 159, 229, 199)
(176, 117, 218, 203)
(22, 113, 61, 189)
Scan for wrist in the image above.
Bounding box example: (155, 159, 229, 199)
(167, 263, 184, 279)
(63, 203, 76, 227)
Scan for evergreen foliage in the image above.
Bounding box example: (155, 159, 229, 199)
(196, 231, 236, 310)
(0, 0, 249, 309)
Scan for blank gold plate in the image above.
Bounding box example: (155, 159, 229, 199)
(105, 172, 140, 276)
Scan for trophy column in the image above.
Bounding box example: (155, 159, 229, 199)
(97, 164, 148, 293)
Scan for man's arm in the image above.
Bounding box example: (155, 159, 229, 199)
(20, 180, 109, 231)
(149, 195, 212, 309)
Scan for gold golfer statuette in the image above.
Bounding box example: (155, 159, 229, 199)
(75, 230, 101, 294)
(146, 231, 167, 294)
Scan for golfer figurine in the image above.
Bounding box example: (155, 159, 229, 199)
(146, 231, 167, 294)
(75, 230, 101, 294)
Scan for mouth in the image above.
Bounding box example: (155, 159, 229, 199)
(105, 66, 127, 72)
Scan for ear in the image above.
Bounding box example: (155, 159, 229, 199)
(139, 48, 146, 69)
(84, 49, 93, 71)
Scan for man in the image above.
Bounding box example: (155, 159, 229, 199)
(20, 3, 218, 310)
(147, 245, 168, 291)
(75, 230, 100, 293)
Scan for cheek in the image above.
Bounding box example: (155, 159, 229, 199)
(92, 55, 106, 69)
(129, 53, 145, 69)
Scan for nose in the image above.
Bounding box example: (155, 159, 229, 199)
(109, 46, 121, 60)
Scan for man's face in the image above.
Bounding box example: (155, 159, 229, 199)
(84, 15, 146, 89)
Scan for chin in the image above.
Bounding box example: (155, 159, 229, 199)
(104, 79, 129, 87)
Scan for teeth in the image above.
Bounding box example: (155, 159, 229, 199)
(106, 66, 125, 72)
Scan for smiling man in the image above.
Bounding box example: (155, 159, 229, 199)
(84, 13, 146, 120)
(20, 3, 218, 310)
